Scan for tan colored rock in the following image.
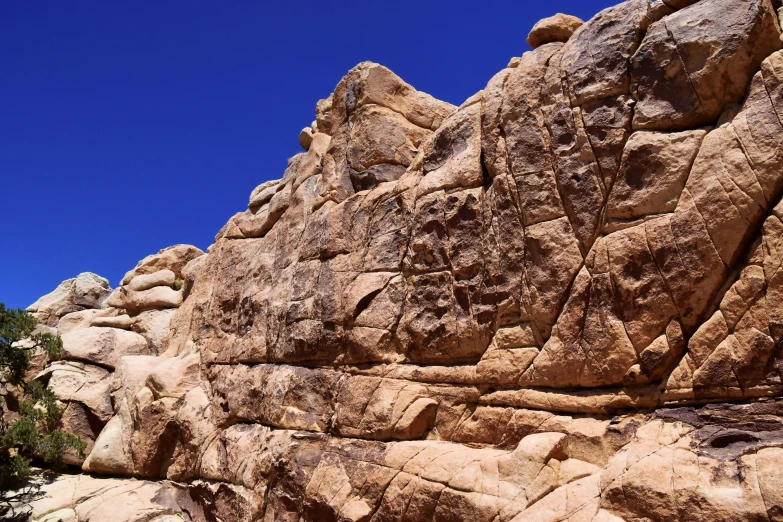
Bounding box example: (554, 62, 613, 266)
(84, 354, 204, 478)
(582, 95, 635, 185)
(477, 346, 539, 384)
(348, 104, 430, 191)
(533, 44, 606, 253)
(342, 62, 455, 131)
(39, 360, 113, 421)
(117, 286, 183, 314)
(130, 309, 175, 353)
(316, 93, 333, 134)
(82, 403, 133, 475)
(27, 474, 190, 522)
(298, 126, 313, 150)
(90, 313, 133, 329)
(61, 327, 149, 368)
(495, 324, 538, 349)
(525, 216, 584, 331)
(27, 2, 783, 520)
(128, 269, 175, 291)
(418, 104, 483, 198)
(116, 354, 201, 405)
(27, 474, 123, 520)
(57, 309, 102, 334)
(318, 62, 456, 196)
(27, 273, 111, 326)
(247, 179, 280, 211)
(393, 397, 439, 439)
(561, 0, 653, 105)
(120, 244, 204, 284)
(527, 13, 584, 49)
(757, 447, 783, 519)
(60, 402, 98, 465)
(210, 363, 339, 432)
(631, 0, 782, 130)
(605, 129, 706, 223)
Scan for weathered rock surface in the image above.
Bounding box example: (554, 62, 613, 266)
(631, 0, 782, 130)
(527, 13, 584, 48)
(119, 244, 203, 285)
(27, 273, 111, 326)
(22, 0, 783, 520)
(60, 327, 149, 369)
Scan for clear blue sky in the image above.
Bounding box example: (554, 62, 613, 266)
(1, 0, 616, 310)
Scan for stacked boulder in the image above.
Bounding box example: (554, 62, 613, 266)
(30, 245, 203, 466)
(27, 272, 111, 328)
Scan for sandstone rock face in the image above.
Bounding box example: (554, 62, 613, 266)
(24, 0, 783, 520)
(631, 0, 782, 130)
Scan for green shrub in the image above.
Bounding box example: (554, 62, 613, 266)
(0, 304, 86, 493)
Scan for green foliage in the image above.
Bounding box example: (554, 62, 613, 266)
(0, 304, 85, 493)
(0, 304, 62, 388)
(0, 452, 30, 493)
(172, 279, 184, 291)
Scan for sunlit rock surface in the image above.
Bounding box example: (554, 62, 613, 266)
(22, 0, 783, 519)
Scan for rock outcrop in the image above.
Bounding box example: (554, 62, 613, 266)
(27, 272, 111, 327)
(20, 0, 783, 520)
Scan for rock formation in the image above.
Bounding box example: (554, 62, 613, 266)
(27, 272, 111, 327)
(18, 0, 783, 520)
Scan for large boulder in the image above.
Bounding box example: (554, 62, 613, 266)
(330, 62, 456, 194)
(38, 361, 113, 421)
(631, 0, 782, 130)
(83, 354, 206, 479)
(27, 273, 111, 326)
(527, 13, 584, 48)
(120, 244, 204, 285)
(60, 327, 149, 368)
